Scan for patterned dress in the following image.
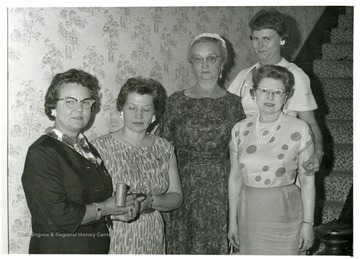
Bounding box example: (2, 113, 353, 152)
(92, 134, 174, 254)
(156, 90, 245, 254)
(229, 113, 314, 254)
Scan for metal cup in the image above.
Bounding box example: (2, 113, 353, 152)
(115, 183, 128, 207)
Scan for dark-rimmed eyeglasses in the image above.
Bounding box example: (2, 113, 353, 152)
(256, 87, 286, 98)
(57, 97, 95, 109)
(191, 55, 222, 64)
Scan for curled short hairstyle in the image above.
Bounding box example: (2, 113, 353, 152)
(116, 76, 167, 123)
(187, 36, 228, 65)
(44, 69, 100, 121)
(252, 65, 295, 95)
(249, 9, 288, 39)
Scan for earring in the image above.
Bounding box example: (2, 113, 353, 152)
(119, 111, 123, 119)
(151, 115, 156, 123)
(250, 89, 255, 100)
(219, 68, 223, 79)
(51, 109, 57, 117)
(280, 40, 286, 46)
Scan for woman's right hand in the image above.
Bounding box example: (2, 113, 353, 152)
(110, 198, 141, 222)
(228, 224, 240, 249)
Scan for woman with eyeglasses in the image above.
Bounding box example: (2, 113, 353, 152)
(156, 33, 245, 254)
(22, 69, 140, 254)
(228, 9, 323, 176)
(228, 65, 315, 255)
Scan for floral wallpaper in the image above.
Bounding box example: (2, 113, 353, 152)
(8, 6, 325, 253)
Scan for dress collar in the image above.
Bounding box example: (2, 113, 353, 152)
(45, 127, 102, 166)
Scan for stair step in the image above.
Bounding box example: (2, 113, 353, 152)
(318, 77, 352, 99)
(324, 119, 352, 144)
(313, 59, 352, 78)
(315, 199, 344, 224)
(322, 43, 353, 60)
(324, 98, 352, 120)
(316, 170, 353, 202)
(331, 27, 353, 43)
(338, 14, 353, 30)
(307, 8, 353, 252)
(326, 144, 353, 171)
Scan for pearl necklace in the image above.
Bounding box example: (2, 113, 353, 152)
(256, 112, 283, 143)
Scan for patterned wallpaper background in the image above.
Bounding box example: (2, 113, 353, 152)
(8, 6, 325, 253)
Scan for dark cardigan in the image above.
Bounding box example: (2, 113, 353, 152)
(22, 135, 113, 254)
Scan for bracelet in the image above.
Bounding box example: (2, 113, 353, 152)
(92, 203, 102, 220)
(147, 194, 153, 209)
(303, 221, 314, 226)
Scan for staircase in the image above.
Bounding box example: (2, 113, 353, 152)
(297, 6, 353, 254)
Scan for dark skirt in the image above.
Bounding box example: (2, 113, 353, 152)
(29, 222, 110, 254)
(165, 156, 229, 255)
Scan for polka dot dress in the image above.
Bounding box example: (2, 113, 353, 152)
(230, 113, 314, 255)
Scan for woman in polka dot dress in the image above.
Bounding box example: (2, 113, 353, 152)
(228, 65, 315, 255)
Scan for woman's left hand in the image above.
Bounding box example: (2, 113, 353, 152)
(299, 223, 315, 252)
(137, 193, 153, 213)
(302, 152, 323, 176)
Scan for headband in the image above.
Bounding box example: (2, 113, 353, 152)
(190, 32, 227, 49)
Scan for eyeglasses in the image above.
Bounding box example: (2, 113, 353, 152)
(191, 55, 222, 64)
(256, 87, 286, 98)
(57, 97, 95, 109)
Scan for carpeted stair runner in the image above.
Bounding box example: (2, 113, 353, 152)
(310, 6, 353, 255)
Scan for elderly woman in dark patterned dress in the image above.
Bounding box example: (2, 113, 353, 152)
(156, 33, 245, 255)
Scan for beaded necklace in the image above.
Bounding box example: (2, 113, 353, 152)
(256, 112, 283, 143)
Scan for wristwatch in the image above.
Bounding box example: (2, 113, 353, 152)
(93, 203, 102, 220)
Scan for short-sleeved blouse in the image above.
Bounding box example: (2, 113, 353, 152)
(227, 58, 318, 118)
(230, 113, 314, 188)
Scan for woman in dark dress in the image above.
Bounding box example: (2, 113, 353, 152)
(156, 33, 245, 254)
(22, 69, 139, 254)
